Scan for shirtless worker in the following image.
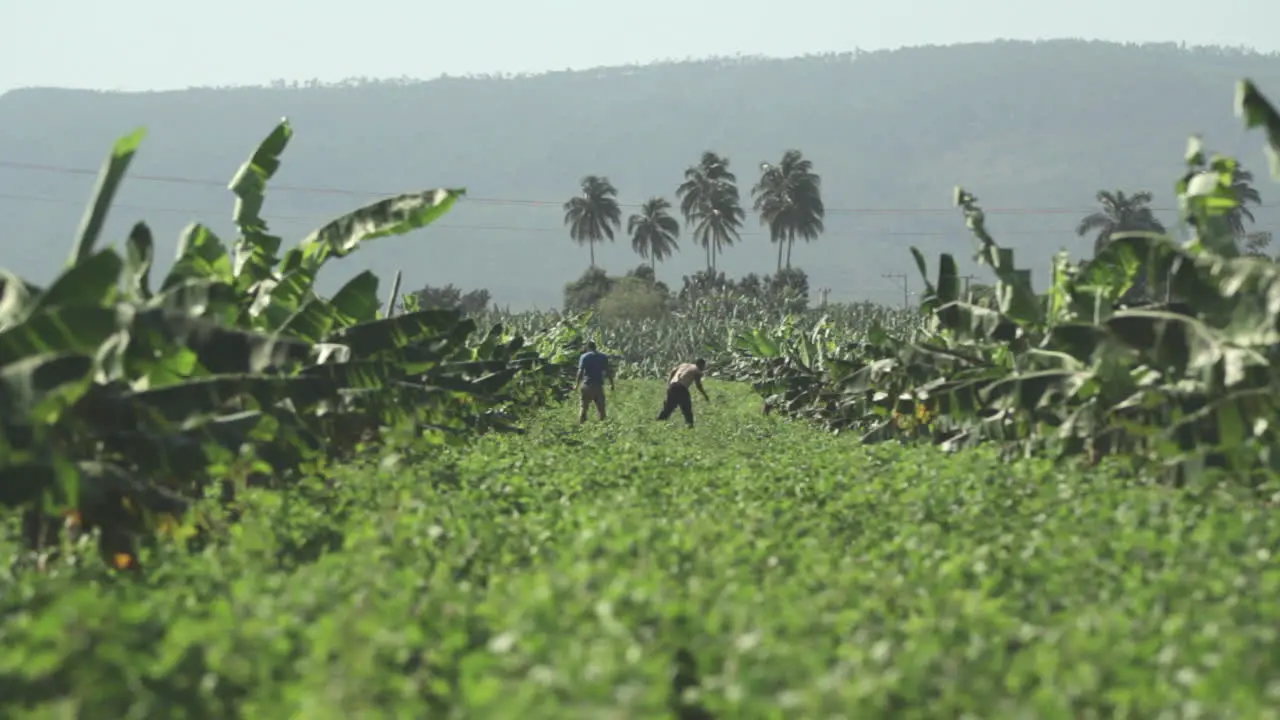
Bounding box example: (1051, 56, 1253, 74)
(656, 359, 710, 428)
(576, 342, 614, 423)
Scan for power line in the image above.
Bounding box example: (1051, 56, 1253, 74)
(0, 191, 1132, 238)
(2, 158, 1259, 216)
(9, 191, 1273, 241)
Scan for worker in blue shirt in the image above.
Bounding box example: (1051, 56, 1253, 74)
(576, 342, 615, 423)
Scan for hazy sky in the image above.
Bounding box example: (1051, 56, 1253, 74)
(3, 0, 1278, 94)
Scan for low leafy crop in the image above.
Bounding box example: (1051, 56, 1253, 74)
(1, 122, 587, 569)
(727, 78, 1280, 486)
(3, 382, 1275, 717)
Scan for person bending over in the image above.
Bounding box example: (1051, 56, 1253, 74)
(576, 342, 614, 423)
(657, 358, 710, 428)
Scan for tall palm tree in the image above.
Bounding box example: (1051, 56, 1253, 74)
(1226, 165, 1262, 237)
(677, 152, 735, 203)
(563, 175, 622, 267)
(676, 152, 744, 271)
(690, 191, 745, 272)
(627, 196, 680, 271)
(752, 150, 825, 271)
(1075, 190, 1166, 256)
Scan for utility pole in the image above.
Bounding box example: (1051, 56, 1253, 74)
(818, 287, 831, 308)
(881, 273, 909, 310)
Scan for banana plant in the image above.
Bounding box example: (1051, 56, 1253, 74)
(726, 77, 1280, 485)
(1, 122, 588, 569)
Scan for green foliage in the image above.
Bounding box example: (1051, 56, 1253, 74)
(562, 266, 614, 314)
(559, 265, 673, 317)
(3, 382, 1276, 716)
(596, 276, 670, 325)
(726, 78, 1280, 487)
(0, 121, 586, 568)
(677, 267, 810, 315)
(406, 282, 491, 315)
(622, 264, 671, 293)
(485, 292, 920, 381)
(503, 262, 904, 381)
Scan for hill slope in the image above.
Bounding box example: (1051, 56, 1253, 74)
(3, 39, 1280, 308)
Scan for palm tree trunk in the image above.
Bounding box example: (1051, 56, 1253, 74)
(705, 243, 711, 271)
(786, 239, 793, 269)
(651, 255, 656, 273)
(776, 240, 784, 273)
(590, 241, 596, 268)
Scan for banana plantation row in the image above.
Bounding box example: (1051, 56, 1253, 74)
(520, 77, 1280, 487)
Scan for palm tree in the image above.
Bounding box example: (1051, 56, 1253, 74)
(678, 152, 734, 195)
(563, 175, 622, 267)
(1226, 165, 1262, 237)
(1075, 190, 1166, 256)
(1242, 230, 1273, 259)
(690, 191, 745, 272)
(627, 196, 680, 271)
(676, 152, 744, 271)
(752, 150, 825, 271)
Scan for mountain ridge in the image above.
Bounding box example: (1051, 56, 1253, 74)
(3, 38, 1280, 309)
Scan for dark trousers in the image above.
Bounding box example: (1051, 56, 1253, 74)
(580, 382, 606, 421)
(657, 383, 694, 426)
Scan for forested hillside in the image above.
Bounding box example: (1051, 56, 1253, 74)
(3, 38, 1279, 309)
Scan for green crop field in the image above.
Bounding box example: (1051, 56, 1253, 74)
(4, 381, 1279, 717)
(6, 77, 1280, 717)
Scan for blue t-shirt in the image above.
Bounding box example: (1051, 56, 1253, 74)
(578, 351, 609, 386)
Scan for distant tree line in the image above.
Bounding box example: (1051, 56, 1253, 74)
(204, 40, 1280, 93)
(561, 264, 812, 324)
(415, 156, 1270, 319)
(402, 264, 810, 320)
(402, 283, 492, 315)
